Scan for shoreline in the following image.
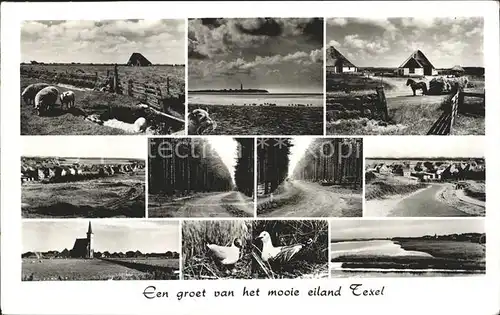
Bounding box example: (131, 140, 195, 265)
(364, 185, 431, 217)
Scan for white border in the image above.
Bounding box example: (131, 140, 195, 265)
(2, 2, 500, 315)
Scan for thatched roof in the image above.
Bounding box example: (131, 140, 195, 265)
(127, 52, 152, 66)
(451, 65, 465, 72)
(326, 46, 356, 68)
(399, 50, 435, 69)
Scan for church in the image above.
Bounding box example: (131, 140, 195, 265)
(70, 221, 94, 258)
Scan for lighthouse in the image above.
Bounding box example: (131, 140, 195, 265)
(86, 221, 94, 258)
(240, 83, 243, 90)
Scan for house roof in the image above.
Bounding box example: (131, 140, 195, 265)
(326, 46, 356, 68)
(399, 50, 435, 69)
(127, 52, 152, 66)
(451, 65, 465, 71)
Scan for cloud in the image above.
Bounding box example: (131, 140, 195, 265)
(328, 39, 341, 48)
(21, 19, 185, 64)
(327, 18, 348, 27)
(236, 18, 283, 37)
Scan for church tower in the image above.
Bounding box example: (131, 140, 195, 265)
(86, 221, 94, 258)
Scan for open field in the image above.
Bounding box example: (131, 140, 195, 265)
(22, 64, 185, 97)
(188, 104, 323, 135)
(21, 65, 185, 135)
(22, 257, 179, 281)
(22, 171, 145, 218)
(326, 73, 485, 135)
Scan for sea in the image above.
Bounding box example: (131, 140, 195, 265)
(188, 93, 323, 107)
(329, 240, 483, 278)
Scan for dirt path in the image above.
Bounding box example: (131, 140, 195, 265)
(153, 191, 252, 217)
(259, 180, 361, 217)
(366, 184, 474, 217)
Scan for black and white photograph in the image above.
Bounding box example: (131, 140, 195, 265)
(21, 19, 186, 135)
(330, 219, 485, 278)
(22, 220, 180, 281)
(256, 137, 363, 217)
(182, 220, 253, 279)
(187, 18, 324, 135)
(364, 137, 485, 217)
(21, 137, 146, 218)
(325, 17, 485, 135)
(252, 220, 329, 279)
(148, 137, 254, 217)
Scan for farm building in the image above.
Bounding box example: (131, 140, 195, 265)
(70, 221, 94, 259)
(127, 52, 152, 67)
(397, 50, 438, 76)
(326, 46, 357, 73)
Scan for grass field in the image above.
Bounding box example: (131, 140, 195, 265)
(22, 257, 179, 281)
(331, 239, 485, 272)
(365, 173, 427, 200)
(21, 64, 185, 135)
(188, 104, 323, 135)
(22, 171, 145, 218)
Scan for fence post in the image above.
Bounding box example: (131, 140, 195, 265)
(376, 86, 388, 121)
(166, 77, 170, 97)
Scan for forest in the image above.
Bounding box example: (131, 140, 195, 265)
(292, 138, 363, 189)
(148, 138, 254, 198)
(257, 138, 293, 195)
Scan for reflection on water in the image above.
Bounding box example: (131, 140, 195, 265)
(330, 270, 484, 278)
(330, 240, 431, 258)
(188, 93, 323, 107)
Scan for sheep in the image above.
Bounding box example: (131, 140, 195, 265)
(133, 117, 147, 132)
(59, 91, 75, 110)
(188, 108, 217, 135)
(34, 86, 59, 116)
(21, 83, 49, 106)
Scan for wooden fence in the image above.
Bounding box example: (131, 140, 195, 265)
(427, 89, 484, 135)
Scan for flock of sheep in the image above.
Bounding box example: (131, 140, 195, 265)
(21, 83, 75, 116)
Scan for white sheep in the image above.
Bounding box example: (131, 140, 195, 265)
(59, 91, 75, 110)
(133, 117, 147, 132)
(34, 86, 59, 116)
(21, 83, 49, 106)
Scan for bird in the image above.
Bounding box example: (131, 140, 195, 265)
(254, 231, 313, 264)
(206, 238, 242, 274)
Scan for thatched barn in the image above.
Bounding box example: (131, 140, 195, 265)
(451, 65, 465, 77)
(127, 52, 152, 66)
(326, 46, 357, 73)
(397, 50, 438, 76)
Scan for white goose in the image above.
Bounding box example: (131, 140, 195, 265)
(255, 231, 312, 263)
(206, 238, 242, 271)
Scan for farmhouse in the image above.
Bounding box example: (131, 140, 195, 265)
(326, 46, 357, 73)
(70, 221, 94, 259)
(127, 52, 152, 67)
(397, 50, 438, 76)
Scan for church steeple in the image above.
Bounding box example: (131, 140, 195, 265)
(87, 221, 93, 235)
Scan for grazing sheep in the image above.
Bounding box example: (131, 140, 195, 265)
(34, 86, 59, 116)
(59, 91, 75, 110)
(21, 83, 49, 106)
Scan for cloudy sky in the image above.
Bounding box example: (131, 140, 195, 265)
(21, 19, 185, 64)
(22, 136, 146, 159)
(188, 18, 323, 93)
(23, 221, 180, 253)
(326, 17, 483, 68)
(366, 136, 484, 158)
(330, 219, 484, 240)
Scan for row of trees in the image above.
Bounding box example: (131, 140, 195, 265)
(234, 138, 255, 197)
(257, 138, 293, 195)
(22, 250, 180, 259)
(292, 138, 363, 188)
(148, 138, 233, 196)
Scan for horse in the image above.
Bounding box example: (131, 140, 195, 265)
(406, 78, 428, 96)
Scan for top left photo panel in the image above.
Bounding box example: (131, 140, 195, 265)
(20, 19, 186, 136)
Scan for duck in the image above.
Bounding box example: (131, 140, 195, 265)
(254, 231, 312, 264)
(206, 238, 242, 273)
